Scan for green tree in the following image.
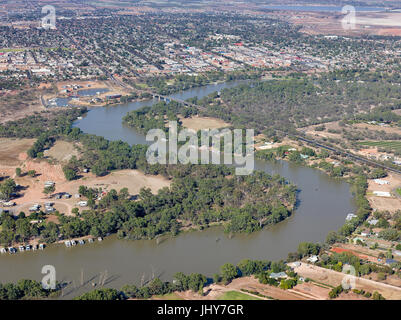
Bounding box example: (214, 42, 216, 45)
(0, 179, 17, 200)
(220, 263, 238, 284)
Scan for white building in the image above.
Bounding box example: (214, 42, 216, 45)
(373, 191, 391, 197)
(374, 179, 389, 185)
(346, 213, 357, 221)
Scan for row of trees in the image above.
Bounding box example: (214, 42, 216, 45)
(75, 258, 289, 300)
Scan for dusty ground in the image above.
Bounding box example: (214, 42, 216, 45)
(44, 140, 81, 163)
(0, 138, 35, 166)
(367, 173, 401, 212)
(46, 79, 131, 108)
(55, 80, 110, 92)
(282, 10, 401, 36)
(0, 139, 170, 215)
(353, 123, 401, 136)
(179, 116, 231, 131)
(300, 121, 343, 140)
(255, 136, 299, 151)
(0, 89, 45, 124)
(173, 275, 366, 300)
(6, 168, 171, 215)
(293, 262, 401, 300)
(175, 276, 312, 300)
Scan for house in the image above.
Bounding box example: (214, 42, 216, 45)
(269, 272, 287, 279)
(346, 213, 357, 221)
(353, 237, 365, 244)
(394, 250, 401, 257)
(373, 191, 391, 197)
(368, 219, 379, 226)
(78, 201, 88, 207)
(374, 179, 389, 185)
(3, 201, 15, 207)
(361, 231, 370, 237)
(385, 259, 397, 266)
(307, 255, 319, 263)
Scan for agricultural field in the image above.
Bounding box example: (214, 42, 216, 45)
(217, 291, 261, 300)
(358, 141, 401, 153)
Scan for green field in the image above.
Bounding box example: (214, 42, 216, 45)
(152, 293, 183, 300)
(217, 291, 261, 300)
(358, 141, 401, 152)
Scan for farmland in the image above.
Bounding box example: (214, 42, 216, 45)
(358, 141, 401, 153)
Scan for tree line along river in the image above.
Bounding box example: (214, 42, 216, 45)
(0, 81, 356, 299)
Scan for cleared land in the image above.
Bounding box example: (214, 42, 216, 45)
(0, 139, 170, 216)
(44, 140, 81, 163)
(217, 291, 261, 300)
(0, 138, 35, 166)
(358, 141, 401, 153)
(293, 263, 401, 300)
(180, 116, 231, 131)
(9, 168, 171, 215)
(366, 173, 401, 212)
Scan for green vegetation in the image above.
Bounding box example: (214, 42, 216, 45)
(358, 141, 401, 153)
(77, 258, 286, 300)
(131, 69, 262, 96)
(0, 109, 296, 246)
(74, 288, 121, 300)
(217, 291, 261, 300)
(0, 279, 60, 300)
(0, 178, 17, 201)
(196, 78, 401, 133)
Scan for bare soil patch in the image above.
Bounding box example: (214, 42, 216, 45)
(353, 123, 401, 135)
(293, 263, 401, 300)
(44, 140, 81, 163)
(180, 116, 231, 131)
(367, 173, 401, 212)
(0, 138, 35, 166)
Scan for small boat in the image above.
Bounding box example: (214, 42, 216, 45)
(97, 237, 103, 242)
(25, 245, 31, 251)
(32, 244, 38, 251)
(78, 239, 85, 245)
(39, 244, 45, 250)
(65, 240, 71, 247)
(0, 248, 6, 254)
(88, 238, 94, 243)
(8, 247, 16, 254)
(70, 240, 76, 246)
(19, 245, 24, 252)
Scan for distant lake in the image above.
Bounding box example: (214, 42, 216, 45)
(262, 5, 386, 12)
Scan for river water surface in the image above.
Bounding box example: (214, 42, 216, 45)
(0, 81, 356, 298)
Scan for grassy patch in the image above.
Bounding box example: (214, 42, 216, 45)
(152, 292, 183, 300)
(217, 291, 261, 300)
(396, 188, 401, 197)
(358, 141, 401, 153)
